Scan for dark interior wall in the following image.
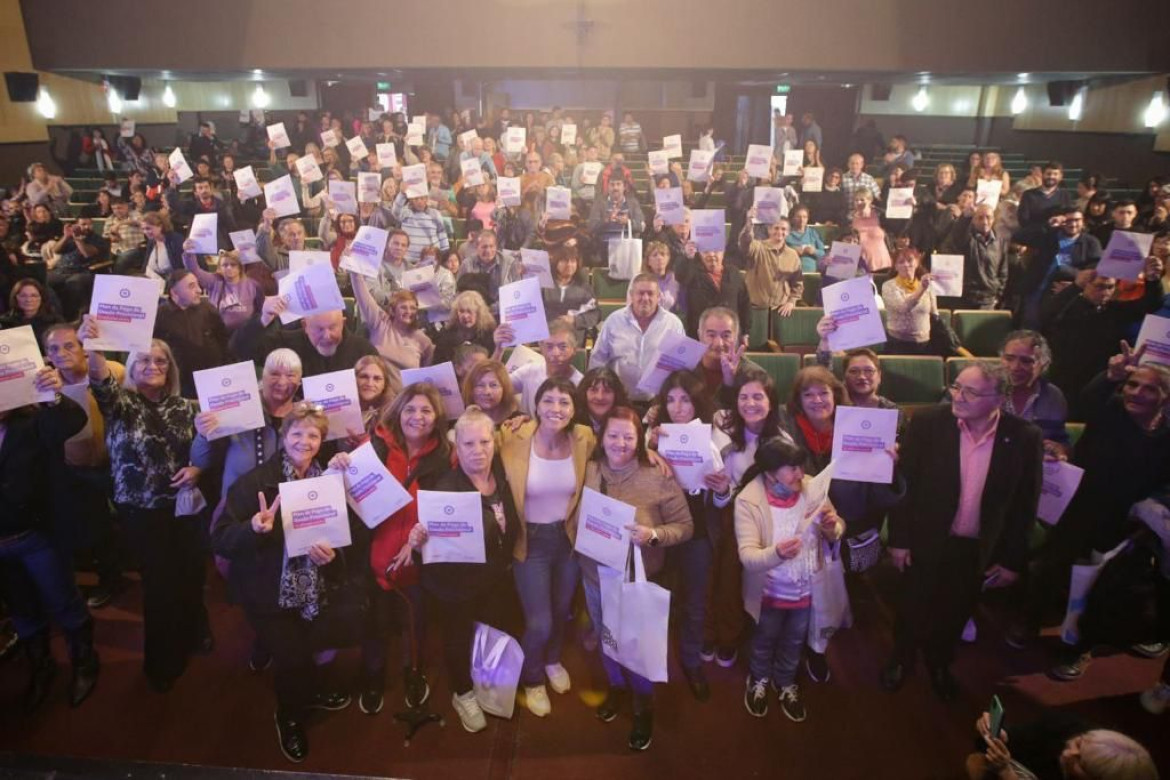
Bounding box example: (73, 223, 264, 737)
(0, 142, 53, 188)
(855, 114, 980, 151)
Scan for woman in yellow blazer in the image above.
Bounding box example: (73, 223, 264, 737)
(499, 377, 595, 718)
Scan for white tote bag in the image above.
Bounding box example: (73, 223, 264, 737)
(607, 222, 643, 281)
(470, 622, 524, 718)
(1060, 541, 1129, 646)
(599, 546, 671, 683)
(807, 539, 852, 653)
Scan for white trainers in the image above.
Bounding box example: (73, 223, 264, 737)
(545, 663, 572, 694)
(452, 691, 487, 732)
(1140, 682, 1170, 715)
(525, 685, 551, 717)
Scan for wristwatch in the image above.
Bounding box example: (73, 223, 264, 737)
(648, 529, 660, 547)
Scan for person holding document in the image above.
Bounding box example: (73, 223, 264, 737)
(541, 243, 600, 346)
(461, 360, 521, 428)
(737, 209, 804, 317)
(398, 407, 520, 732)
(646, 370, 731, 701)
(578, 406, 691, 751)
(79, 318, 205, 693)
(349, 274, 435, 372)
(179, 243, 264, 331)
(881, 247, 940, 355)
(360, 383, 452, 717)
(736, 437, 844, 723)
(499, 377, 594, 717)
(575, 367, 632, 434)
(353, 355, 400, 439)
(432, 291, 498, 366)
(214, 403, 370, 763)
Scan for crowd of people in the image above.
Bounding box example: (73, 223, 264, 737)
(1, 104, 1168, 778)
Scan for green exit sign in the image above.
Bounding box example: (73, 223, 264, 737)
(775, 84, 791, 94)
(376, 81, 391, 91)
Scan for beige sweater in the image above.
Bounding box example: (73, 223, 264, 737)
(741, 238, 804, 309)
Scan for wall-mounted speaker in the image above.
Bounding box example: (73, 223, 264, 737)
(870, 84, 892, 101)
(4, 72, 39, 102)
(107, 75, 141, 101)
(289, 79, 309, 97)
(1046, 81, 1080, 107)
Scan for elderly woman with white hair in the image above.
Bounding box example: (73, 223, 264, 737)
(79, 316, 203, 693)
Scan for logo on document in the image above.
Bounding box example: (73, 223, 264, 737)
(348, 466, 358, 475)
(119, 288, 131, 299)
(325, 383, 335, 392)
(221, 378, 232, 388)
(861, 420, 872, 430)
(680, 434, 690, 444)
(307, 491, 318, 501)
(444, 505, 455, 516)
(0, 345, 8, 355)
(840, 292, 851, 303)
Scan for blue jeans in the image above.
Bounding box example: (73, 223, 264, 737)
(669, 537, 712, 671)
(580, 558, 654, 697)
(0, 530, 90, 640)
(748, 605, 810, 687)
(513, 522, 579, 686)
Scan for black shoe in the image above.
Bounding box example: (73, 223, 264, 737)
(715, 646, 738, 668)
(23, 640, 57, 714)
(879, 660, 907, 693)
(310, 691, 352, 711)
(596, 687, 627, 723)
(403, 667, 429, 708)
(274, 710, 308, 763)
(777, 683, 807, 722)
(744, 676, 769, 717)
(85, 578, 127, 610)
(683, 665, 710, 702)
(805, 651, 831, 683)
(928, 665, 958, 703)
(628, 709, 653, 751)
(359, 672, 385, 716)
(248, 645, 273, 673)
(69, 652, 100, 708)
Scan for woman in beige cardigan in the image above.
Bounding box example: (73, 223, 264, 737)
(576, 406, 692, 752)
(499, 377, 594, 718)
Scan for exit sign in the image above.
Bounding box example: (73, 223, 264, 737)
(376, 81, 391, 91)
(775, 84, 791, 94)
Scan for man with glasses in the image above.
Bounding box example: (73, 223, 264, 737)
(998, 331, 1070, 457)
(1016, 207, 1102, 329)
(520, 151, 555, 197)
(881, 361, 1043, 701)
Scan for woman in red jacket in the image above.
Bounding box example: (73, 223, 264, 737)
(357, 383, 453, 716)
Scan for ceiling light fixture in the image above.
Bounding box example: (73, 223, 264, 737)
(36, 87, 56, 119)
(1144, 90, 1167, 128)
(911, 86, 930, 112)
(1067, 89, 1084, 121)
(162, 83, 176, 108)
(251, 84, 271, 109)
(1011, 87, 1028, 115)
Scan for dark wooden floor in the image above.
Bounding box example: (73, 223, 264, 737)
(1, 565, 1166, 780)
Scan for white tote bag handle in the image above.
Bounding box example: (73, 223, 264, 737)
(630, 543, 647, 584)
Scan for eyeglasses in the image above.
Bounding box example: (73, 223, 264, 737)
(845, 367, 877, 377)
(948, 382, 999, 401)
(1001, 354, 1037, 367)
(135, 357, 170, 368)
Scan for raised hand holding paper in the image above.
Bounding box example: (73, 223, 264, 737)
(357, 172, 381, 203)
(975, 179, 1001, 211)
(302, 370, 364, 441)
(402, 164, 428, 198)
(264, 174, 300, 218)
(636, 330, 707, 396)
(498, 177, 521, 207)
(233, 166, 263, 200)
(545, 186, 572, 221)
(276, 261, 345, 324)
(1135, 314, 1170, 366)
(929, 254, 965, 297)
(401, 362, 465, 418)
(1037, 461, 1085, 525)
(687, 149, 714, 182)
(648, 150, 670, 176)
(375, 143, 397, 169)
(824, 241, 862, 280)
(85, 276, 161, 353)
(499, 277, 550, 346)
(504, 127, 526, 154)
(505, 343, 544, 372)
(289, 250, 332, 272)
(405, 123, 424, 147)
(459, 129, 479, 151)
(830, 407, 898, 484)
(169, 148, 193, 184)
(520, 248, 554, 289)
(753, 187, 783, 224)
(340, 441, 412, 529)
(823, 275, 886, 350)
(1097, 231, 1154, 282)
(403, 264, 442, 308)
(279, 473, 352, 558)
(663, 134, 683, 159)
(320, 129, 340, 148)
(654, 187, 685, 226)
(461, 158, 485, 187)
(345, 135, 368, 160)
(580, 161, 602, 185)
(120, 119, 135, 138)
(658, 423, 713, 491)
(328, 180, 357, 215)
(418, 490, 486, 564)
(885, 187, 915, 219)
(295, 155, 323, 184)
(802, 167, 824, 193)
(574, 488, 634, 570)
(267, 122, 292, 149)
(0, 326, 54, 413)
(339, 225, 389, 278)
(193, 361, 266, 440)
(187, 213, 218, 255)
(782, 149, 803, 178)
(691, 209, 726, 252)
(560, 123, 577, 145)
(745, 144, 773, 179)
(229, 229, 261, 264)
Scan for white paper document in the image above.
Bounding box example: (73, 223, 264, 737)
(823, 242, 862, 280)
(929, 254, 965, 297)
(233, 166, 263, 200)
(193, 361, 265, 440)
(461, 157, 485, 187)
(580, 161, 602, 186)
(658, 423, 714, 492)
(328, 180, 357, 214)
(1135, 314, 1170, 366)
(830, 407, 898, 484)
(662, 134, 683, 160)
(277, 261, 345, 324)
(654, 187, 685, 226)
(0, 326, 54, 413)
(228, 229, 260, 264)
(636, 330, 707, 396)
(295, 155, 323, 184)
(691, 209, 726, 252)
(823, 275, 886, 351)
(401, 362, 465, 418)
(120, 119, 135, 138)
(648, 150, 670, 176)
(459, 129, 479, 151)
(338, 225, 388, 278)
(402, 264, 443, 308)
(574, 487, 634, 570)
(754, 187, 783, 224)
(267, 122, 292, 149)
(975, 179, 1001, 211)
(745, 145, 773, 179)
(418, 490, 485, 564)
(375, 143, 397, 169)
(186, 213, 218, 255)
(505, 344, 544, 373)
(1097, 230, 1154, 282)
(802, 167, 824, 193)
(169, 148, 193, 184)
(885, 187, 915, 219)
(782, 149, 804, 178)
(686, 149, 714, 182)
(499, 277, 550, 345)
(520, 248, 555, 289)
(497, 176, 521, 207)
(345, 135, 368, 160)
(503, 127, 526, 154)
(800, 461, 836, 529)
(289, 250, 332, 272)
(1037, 461, 1085, 526)
(357, 172, 382, 203)
(340, 441, 412, 529)
(279, 473, 352, 558)
(302, 369, 364, 441)
(402, 164, 428, 198)
(545, 186, 572, 221)
(85, 275, 161, 353)
(560, 123, 577, 145)
(264, 175, 300, 218)
(320, 129, 340, 148)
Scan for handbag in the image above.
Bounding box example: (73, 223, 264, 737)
(807, 539, 852, 653)
(599, 545, 671, 682)
(844, 528, 882, 573)
(607, 221, 642, 280)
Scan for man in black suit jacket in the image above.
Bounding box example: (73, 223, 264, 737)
(881, 361, 1043, 701)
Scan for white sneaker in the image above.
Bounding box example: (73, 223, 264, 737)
(1140, 682, 1170, 715)
(961, 618, 978, 643)
(452, 691, 487, 732)
(525, 685, 551, 717)
(545, 663, 572, 694)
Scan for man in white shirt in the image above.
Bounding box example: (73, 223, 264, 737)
(495, 320, 584, 416)
(589, 273, 685, 403)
